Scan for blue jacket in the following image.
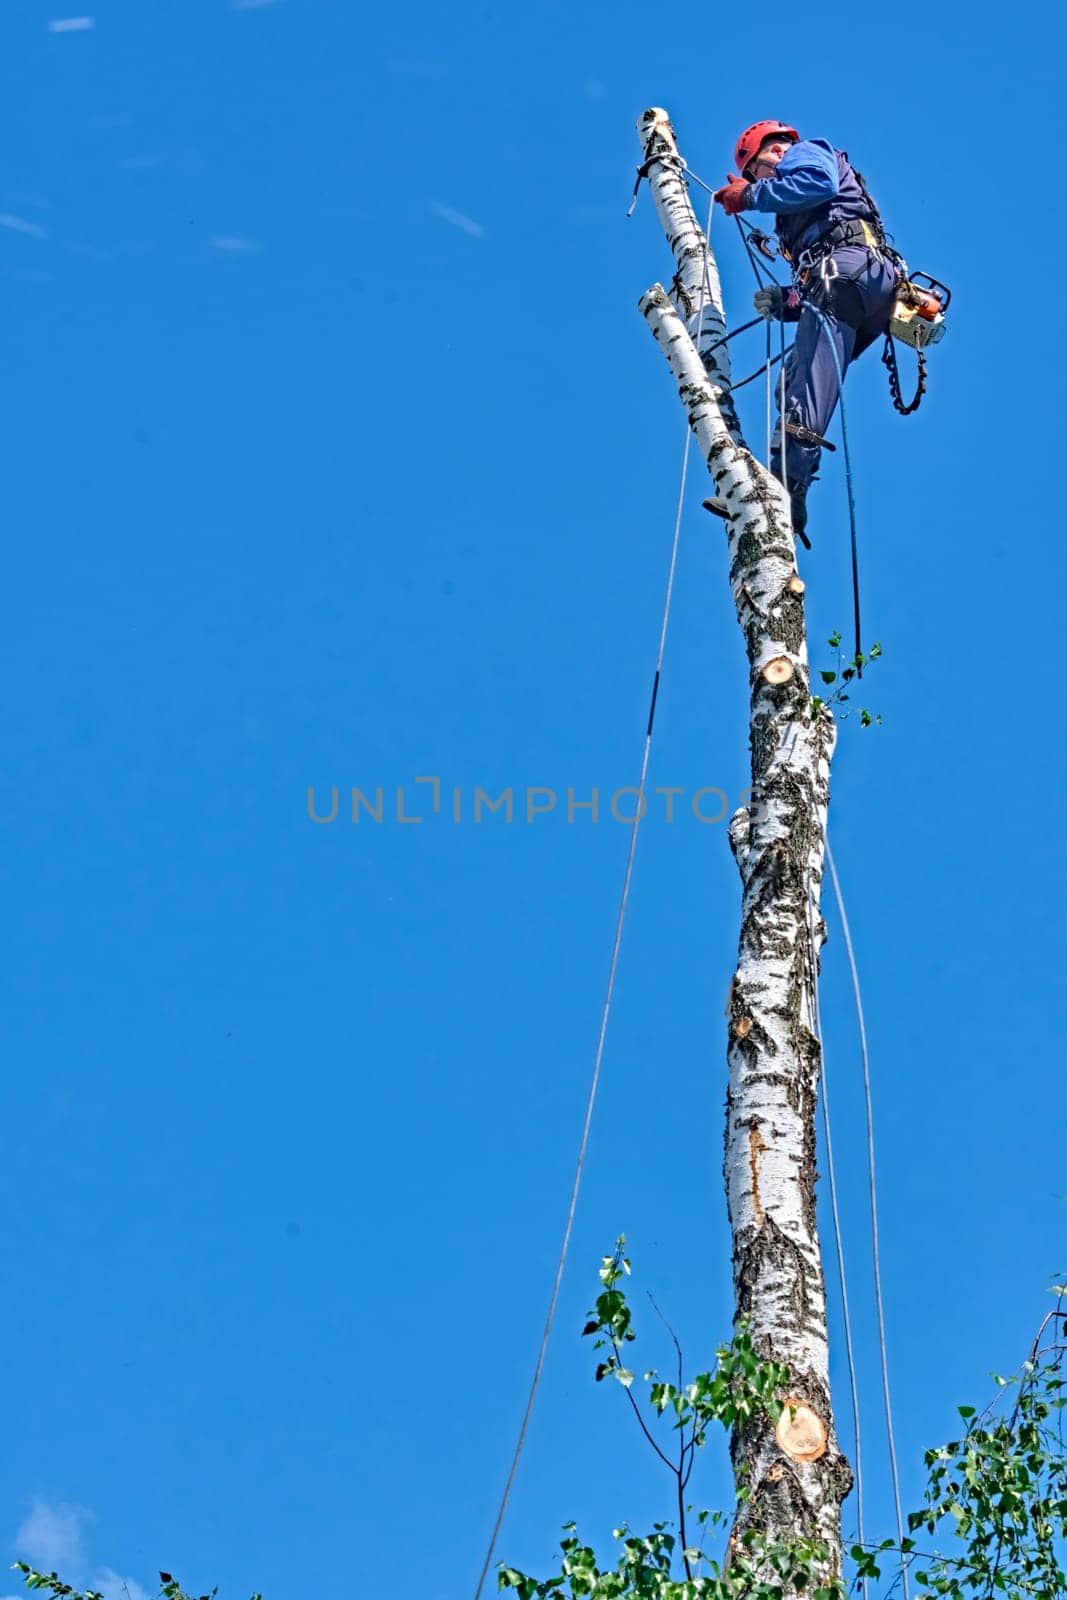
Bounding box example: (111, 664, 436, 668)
(744, 139, 882, 260)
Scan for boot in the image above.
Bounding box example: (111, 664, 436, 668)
(703, 491, 811, 550)
(772, 444, 813, 550)
(789, 486, 811, 549)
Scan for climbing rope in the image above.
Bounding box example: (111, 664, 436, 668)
(732, 342, 792, 393)
(804, 303, 863, 672)
(727, 219, 864, 669)
(471, 196, 717, 1600)
(804, 886, 866, 1591)
(825, 840, 909, 1600)
(765, 316, 773, 466)
(735, 215, 780, 289)
(780, 308, 789, 504)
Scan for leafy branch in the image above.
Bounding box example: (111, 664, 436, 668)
(499, 1522, 845, 1600)
(903, 1306, 1067, 1600)
(810, 632, 883, 727)
(11, 1569, 262, 1600)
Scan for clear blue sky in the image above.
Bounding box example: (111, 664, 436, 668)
(3, 3, 1065, 1597)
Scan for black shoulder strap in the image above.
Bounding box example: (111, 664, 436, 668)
(846, 158, 887, 243)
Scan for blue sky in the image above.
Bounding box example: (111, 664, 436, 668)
(3, 2, 1066, 1597)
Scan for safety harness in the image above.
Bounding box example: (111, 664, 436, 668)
(789, 215, 883, 274)
(780, 161, 950, 416)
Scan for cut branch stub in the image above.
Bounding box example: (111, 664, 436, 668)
(775, 1399, 828, 1462)
(762, 656, 795, 685)
(787, 575, 806, 595)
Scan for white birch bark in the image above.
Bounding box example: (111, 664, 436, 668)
(635, 107, 851, 1573)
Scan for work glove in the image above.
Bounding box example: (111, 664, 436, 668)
(753, 285, 785, 319)
(714, 173, 751, 216)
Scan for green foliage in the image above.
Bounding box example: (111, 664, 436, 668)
(810, 635, 883, 727)
(498, 1523, 844, 1599)
(11, 1568, 105, 1600)
(905, 1311, 1067, 1599)
(11, 1567, 262, 1600)
(501, 1247, 1067, 1600)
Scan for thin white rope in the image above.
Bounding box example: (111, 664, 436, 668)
(825, 838, 909, 1600)
(470, 195, 715, 1600)
(765, 316, 773, 467)
(804, 885, 866, 1593)
(779, 315, 788, 499)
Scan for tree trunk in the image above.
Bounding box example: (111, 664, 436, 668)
(635, 107, 852, 1577)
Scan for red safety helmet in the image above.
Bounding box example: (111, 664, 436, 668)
(734, 121, 800, 177)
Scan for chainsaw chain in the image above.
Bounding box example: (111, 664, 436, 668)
(882, 332, 926, 416)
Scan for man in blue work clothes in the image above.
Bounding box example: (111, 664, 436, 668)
(712, 122, 899, 544)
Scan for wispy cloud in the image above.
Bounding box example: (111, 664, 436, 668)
(9, 1503, 149, 1600)
(0, 213, 50, 240)
(431, 202, 485, 240)
(15, 1501, 90, 1571)
(210, 235, 260, 254)
(48, 16, 94, 31)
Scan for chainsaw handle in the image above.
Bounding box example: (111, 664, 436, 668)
(907, 270, 951, 312)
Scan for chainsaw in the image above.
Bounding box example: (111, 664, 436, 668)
(889, 271, 950, 350)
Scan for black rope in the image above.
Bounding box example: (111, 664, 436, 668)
(733, 344, 793, 392)
(646, 669, 661, 736)
(734, 217, 779, 288)
(702, 314, 765, 356)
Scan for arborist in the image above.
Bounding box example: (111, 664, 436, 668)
(712, 122, 899, 543)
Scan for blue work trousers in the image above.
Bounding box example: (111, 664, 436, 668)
(771, 246, 899, 498)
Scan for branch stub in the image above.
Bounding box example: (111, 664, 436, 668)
(762, 656, 795, 685)
(775, 1398, 828, 1462)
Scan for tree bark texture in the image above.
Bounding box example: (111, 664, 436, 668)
(635, 107, 852, 1574)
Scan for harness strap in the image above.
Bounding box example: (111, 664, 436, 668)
(785, 420, 837, 452)
(793, 217, 883, 274)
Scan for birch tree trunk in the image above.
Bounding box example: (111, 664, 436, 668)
(634, 107, 852, 1576)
